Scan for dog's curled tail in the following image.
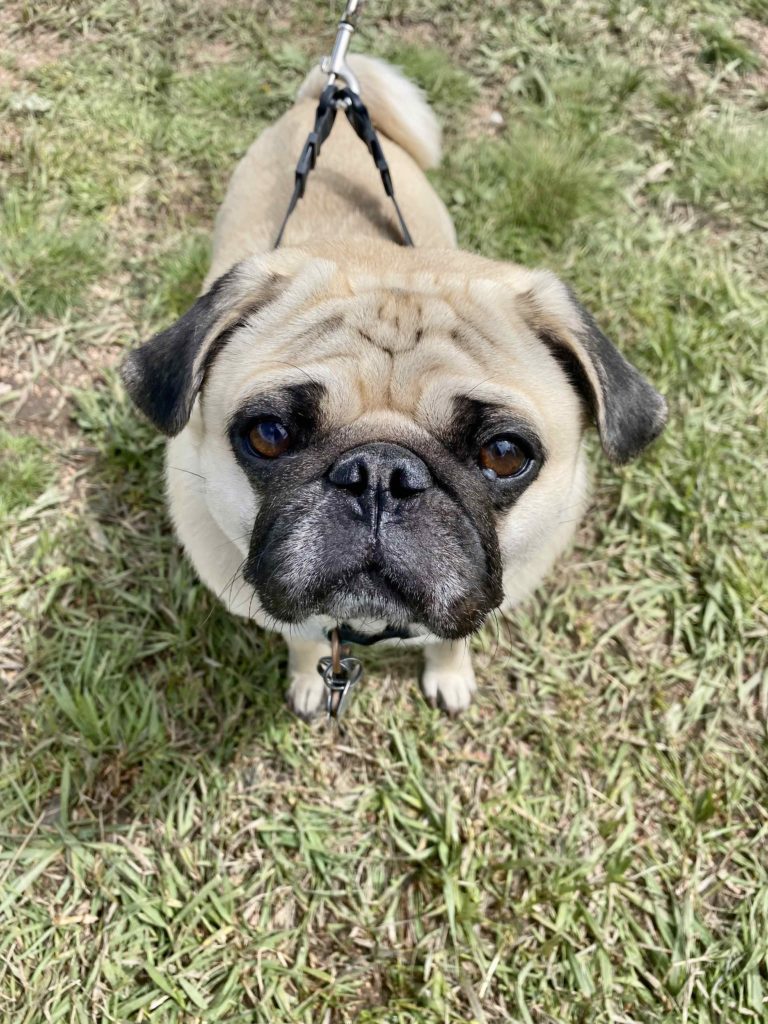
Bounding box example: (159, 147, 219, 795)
(297, 54, 441, 170)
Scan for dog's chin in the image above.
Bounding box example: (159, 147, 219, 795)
(319, 570, 413, 626)
(257, 566, 489, 640)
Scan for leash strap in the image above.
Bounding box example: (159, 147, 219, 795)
(274, 84, 415, 249)
(343, 88, 414, 247)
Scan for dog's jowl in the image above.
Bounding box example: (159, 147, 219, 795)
(121, 55, 666, 718)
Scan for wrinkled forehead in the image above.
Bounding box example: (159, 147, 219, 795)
(206, 279, 573, 433)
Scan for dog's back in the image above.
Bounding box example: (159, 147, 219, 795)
(206, 56, 456, 283)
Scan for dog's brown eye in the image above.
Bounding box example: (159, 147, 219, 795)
(247, 418, 291, 458)
(480, 436, 530, 478)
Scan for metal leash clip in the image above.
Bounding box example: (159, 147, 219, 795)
(320, 0, 365, 96)
(317, 628, 363, 719)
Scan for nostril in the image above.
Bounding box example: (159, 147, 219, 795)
(389, 462, 431, 499)
(328, 457, 368, 496)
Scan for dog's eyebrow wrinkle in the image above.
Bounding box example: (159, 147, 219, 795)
(321, 312, 345, 331)
(447, 326, 486, 362)
(356, 325, 414, 356)
(286, 313, 346, 353)
(305, 313, 345, 337)
(450, 315, 500, 358)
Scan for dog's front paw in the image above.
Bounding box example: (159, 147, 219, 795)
(421, 667, 476, 714)
(286, 637, 330, 721)
(286, 672, 326, 720)
(421, 641, 476, 715)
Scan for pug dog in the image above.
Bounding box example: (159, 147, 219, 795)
(121, 55, 666, 718)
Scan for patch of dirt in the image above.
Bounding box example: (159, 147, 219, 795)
(737, 17, 768, 92)
(0, 118, 24, 166)
(1, 310, 127, 441)
(0, 3, 72, 91)
(0, 62, 17, 91)
(383, 20, 441, 49)
(651, 15, 768, 102)
(465, 97, 507, 139)
(0, 611, 27, 691)
(183, 38, 237, 68)
(118, 168, 213, 239)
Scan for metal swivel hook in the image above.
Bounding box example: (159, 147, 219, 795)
(317, 627, 363, 719)
(320, 0, 366, 96)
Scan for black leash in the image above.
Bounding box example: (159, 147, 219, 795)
(273, 83, 415, 250)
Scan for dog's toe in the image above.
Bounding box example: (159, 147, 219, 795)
(287, 672, 326, 720)
(420, 664, 476, 715)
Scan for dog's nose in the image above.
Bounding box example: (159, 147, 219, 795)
(328, 443, 432, 507)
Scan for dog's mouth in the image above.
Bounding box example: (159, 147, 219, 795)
(317, 566, 414, 625)
(249, 542, 496, 639)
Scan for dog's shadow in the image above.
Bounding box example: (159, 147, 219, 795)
(22, 400, 284, 824)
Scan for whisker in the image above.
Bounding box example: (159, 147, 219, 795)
(487, 609, 502, 666)
(167, 465, 207, 481)
(201, 556, 249, 627)
(271, 360, 321, 388)
(464, 376, 497, 399)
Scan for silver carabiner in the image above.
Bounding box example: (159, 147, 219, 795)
(317, 655, 363, 719)
(320, 0, 365, 96)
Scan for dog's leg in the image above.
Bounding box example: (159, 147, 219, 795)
(286, 636, 328, 720)
(421, 639, 476, 714)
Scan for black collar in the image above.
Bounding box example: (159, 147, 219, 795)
(334, 622, 413, 647)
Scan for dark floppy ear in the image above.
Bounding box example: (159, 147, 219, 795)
(120, 261, 286, 436)
(518, 270, 667, 464)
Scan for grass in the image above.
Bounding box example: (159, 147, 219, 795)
(1, 0, 766, 1020)
(696, 22, 762, 74)
(0, 429, 54, 518)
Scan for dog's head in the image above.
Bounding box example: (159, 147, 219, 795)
(122, 243, 666, 639)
